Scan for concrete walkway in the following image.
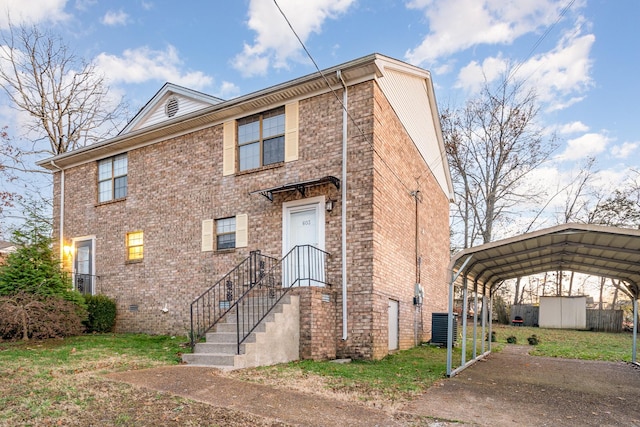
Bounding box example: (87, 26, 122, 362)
(107, 346, 640, 426)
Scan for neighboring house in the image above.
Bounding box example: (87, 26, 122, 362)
(0, 240, 16, 264)
(38, 53, 453, 365)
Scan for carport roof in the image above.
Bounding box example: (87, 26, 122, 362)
(449, 223, 640, 298)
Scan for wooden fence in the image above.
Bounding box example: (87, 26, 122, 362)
(586, 309, 623, 332)
(509, 306, 623, 332)
(510, 305, 539, 327)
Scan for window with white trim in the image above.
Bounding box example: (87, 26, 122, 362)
(126, 231, 143, 261)
(98, 154, 128, 202)
(238, 107, 285, 171)
(216, 217, 236, 250)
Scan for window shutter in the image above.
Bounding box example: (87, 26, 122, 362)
(223, 121, 236, 176)
(284, 101, 299, 162)
(201, 219, 214, 252)
(235, 214, 248, 248)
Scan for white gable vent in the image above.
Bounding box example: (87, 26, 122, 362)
(165, 96, 179, 118)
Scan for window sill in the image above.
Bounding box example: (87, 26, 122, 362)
(215, 248, 236, 254)
(96, 197, 126, 207)
(236, 162, 283, 176)
(125, 259, 143, 265)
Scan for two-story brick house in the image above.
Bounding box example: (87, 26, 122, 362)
(38, 53, 453, 366)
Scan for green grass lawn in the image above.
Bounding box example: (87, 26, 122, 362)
(0, 326, 635, 424)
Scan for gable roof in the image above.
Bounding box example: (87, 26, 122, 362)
(37, 54, 453, 199)
(449, 223, 640, 298)
(120, 83, 224, 134)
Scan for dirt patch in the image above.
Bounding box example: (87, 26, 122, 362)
(107, 346, 640, 426)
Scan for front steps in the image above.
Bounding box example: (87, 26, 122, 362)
(182, 294, 300, 370)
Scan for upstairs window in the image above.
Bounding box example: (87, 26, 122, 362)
(126, 231, 144, 261)
(238, 107, 285, 171)
(98, 154, 128, 202)
(216, 217, 236, 250)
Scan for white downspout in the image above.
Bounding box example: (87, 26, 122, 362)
(338, 69, 348, 340)
(50, 160, 65, 262)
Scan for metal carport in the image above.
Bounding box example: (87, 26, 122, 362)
(446, 223, 640, 377)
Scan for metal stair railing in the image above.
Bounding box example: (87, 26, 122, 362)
(234, 245, 331, 354)
(190, 250, 278, 348)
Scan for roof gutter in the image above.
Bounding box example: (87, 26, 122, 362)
(338, 69, 348, 341)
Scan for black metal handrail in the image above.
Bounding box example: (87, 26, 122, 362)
(234, 245, 331, 353)
(74, 273, 99, 295)
(190, 250, 278, 348)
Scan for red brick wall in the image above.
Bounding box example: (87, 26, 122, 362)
(54, 80, 450, 359)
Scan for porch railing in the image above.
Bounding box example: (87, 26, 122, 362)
(234, 245, 331, 353)
(190, 250, 278, 348)
(189, 245, 330, 351)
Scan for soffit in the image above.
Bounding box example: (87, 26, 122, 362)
(450, 223, 640, 298)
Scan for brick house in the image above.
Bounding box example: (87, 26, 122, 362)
(38, 53, 453, 366)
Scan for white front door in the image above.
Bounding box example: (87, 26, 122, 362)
(283, 196, 325, 286)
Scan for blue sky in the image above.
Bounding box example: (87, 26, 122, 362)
(1, 0, 639, 230)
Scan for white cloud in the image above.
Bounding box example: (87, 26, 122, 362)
(101, 10, 129, 26)
(454, 20, 595, 110)
(232, 0, 356, 77)
(455, 56, 508, 93)
(95, 45, 213, 90)
(557, 121, 589, 135)
(514, 23, 595, 109)
(610, 141, 638, 159)
(556, 132, 610, 161)
(216, 81, 240, 99)
(405, 0, 574, 67)
(0, 0, 70, 29)
(74, 0, 96, 12)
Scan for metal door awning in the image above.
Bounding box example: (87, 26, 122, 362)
(250, 176, 340, 202)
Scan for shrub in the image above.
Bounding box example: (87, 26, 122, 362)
(506, 335, 517, 344)
(84, 294, 117, 333)
(0, 224, 83, 305)
(486, 331, 496, 342)
(528, 334, 539, 345)
(0, 292, 87, 340)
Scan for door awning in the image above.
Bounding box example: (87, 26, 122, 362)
(250, 176, 340, 202)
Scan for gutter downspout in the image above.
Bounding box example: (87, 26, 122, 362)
(338, 69, 348, 341)
(50, 160, 64, 263)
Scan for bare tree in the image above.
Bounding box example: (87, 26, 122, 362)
(443, 74, 557, 250)
(0, 23, 126, 156)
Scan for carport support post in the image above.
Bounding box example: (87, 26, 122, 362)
(488, 292, 494, 352)
(461, 277, 468, 366)
(481, 293, 487, 354)
(447, 255, 472, 377)
(447, 274, 455, 376)
(633, 298, 638, 363)
(472, 281, 478, 359)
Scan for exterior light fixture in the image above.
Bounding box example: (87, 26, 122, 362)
(325, 200, 334, 212)
(63, 245, 74, 257)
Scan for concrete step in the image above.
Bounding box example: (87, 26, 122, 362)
(181, 352, 235, 367)
(183, 293, 298, 370)
(193, 342, 244, 355)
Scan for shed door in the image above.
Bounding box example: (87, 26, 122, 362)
(388, 299, 399, 351)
